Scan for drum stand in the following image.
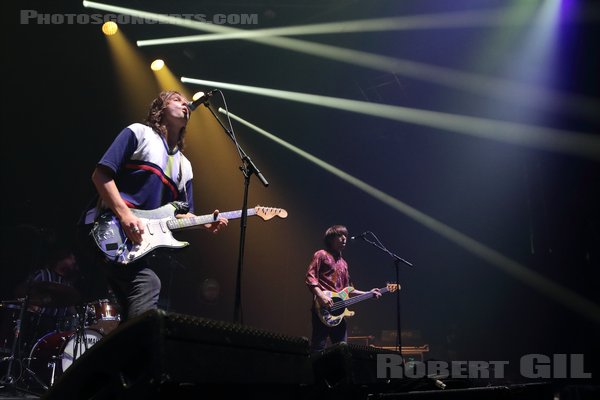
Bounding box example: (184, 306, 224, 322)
(70, 305, 89, 364)
(35, 305, 89, 389)
(0, 295, 47, 396)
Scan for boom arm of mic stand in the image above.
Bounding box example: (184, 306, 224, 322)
(362, 237, 414, 268)
(203, 102, 269, 187)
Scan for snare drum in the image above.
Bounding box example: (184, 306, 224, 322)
(85, 299, 120, 334)
(28, 328, 103, 387)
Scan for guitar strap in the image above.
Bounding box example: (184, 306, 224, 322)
(178, 158, 188, 204)
(338, 286, 354, 300)
(81, 195, 104, 225)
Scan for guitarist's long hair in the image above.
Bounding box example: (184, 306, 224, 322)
(145, 91, 187, 151)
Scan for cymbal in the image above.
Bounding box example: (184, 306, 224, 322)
(15, 281, 81, 307)
(0, 299, 23, 305)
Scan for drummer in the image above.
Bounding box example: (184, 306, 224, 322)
(17, 243, 81, 351)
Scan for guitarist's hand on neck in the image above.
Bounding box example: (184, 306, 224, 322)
(205, 209, 228, 234)
(175, 209, 228, 234)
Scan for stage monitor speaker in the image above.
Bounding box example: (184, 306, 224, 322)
(371, 386, 511, 399)
(311, 342, 414, 394)
(310, 343, 480, 398)
(43, 309, 313, 399)
(368, 382, 554, 400)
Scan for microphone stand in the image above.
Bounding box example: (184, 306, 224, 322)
(199, 95, 269, 325)
(359, 232, 413, 359)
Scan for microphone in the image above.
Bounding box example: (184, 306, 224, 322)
(350, 232, 369, 240)
(188, 89, 218, 111)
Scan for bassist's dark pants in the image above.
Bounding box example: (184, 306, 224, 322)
(310, 308, 347, 353)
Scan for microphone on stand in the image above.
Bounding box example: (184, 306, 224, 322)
(188, 89, 219, 111)
(350, 231, 369, 240)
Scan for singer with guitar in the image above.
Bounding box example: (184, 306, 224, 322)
(305, 225, 381, 353)
(87, 91, 228, 323)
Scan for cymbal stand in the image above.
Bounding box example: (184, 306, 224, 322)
(0, 295, 44, 396)
(70, 304, 89, 363)
(21, 364, 48, 392)
(0, 297, 26, 386)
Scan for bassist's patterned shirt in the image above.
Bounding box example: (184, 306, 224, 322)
(305, 249, 350, 294)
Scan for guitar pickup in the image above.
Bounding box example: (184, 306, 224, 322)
(105, 243, 119, 251)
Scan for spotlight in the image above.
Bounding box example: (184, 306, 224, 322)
(101, 21, 118, 36)
(150, 59, 165, 71)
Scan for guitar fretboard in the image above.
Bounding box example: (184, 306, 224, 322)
(166, 209, 257, 230)
(330, 287, 391, 311)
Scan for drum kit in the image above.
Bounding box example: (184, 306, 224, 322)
(0, 281, 120, 394)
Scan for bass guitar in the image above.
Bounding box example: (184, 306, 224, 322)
(315, 283, 399, 327)
(91, 202, 287, 264)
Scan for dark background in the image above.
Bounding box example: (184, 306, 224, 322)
(2, 0, 599, 384)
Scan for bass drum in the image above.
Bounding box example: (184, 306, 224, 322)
(28, 328, 103, 387)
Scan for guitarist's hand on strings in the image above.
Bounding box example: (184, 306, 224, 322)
(317, 294, 334, 308)
(91, 165, 145, 244)
(312, 287, 333, 308)
(121, 213, 144, 244)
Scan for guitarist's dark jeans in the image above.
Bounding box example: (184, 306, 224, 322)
(100, 261, 161, 322)
(310, 308, 347, 353)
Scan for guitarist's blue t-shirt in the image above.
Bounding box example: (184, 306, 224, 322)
(96, 123, 195, 213)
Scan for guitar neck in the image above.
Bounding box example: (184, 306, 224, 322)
(339, 287, 390, 308)
(166, 209, 256, 231)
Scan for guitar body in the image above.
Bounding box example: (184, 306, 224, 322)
(91, 202, 288, 265)
(315, 283, 399, 327)
(91, 203, 188, 265)
(315, 288, 356, 327)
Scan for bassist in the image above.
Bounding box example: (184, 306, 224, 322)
(305, 225, 381, 353)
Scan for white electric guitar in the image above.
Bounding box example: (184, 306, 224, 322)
(91, 201, 287, 264)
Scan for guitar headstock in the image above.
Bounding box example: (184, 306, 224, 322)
(254, 205, 288, 220)
(386, 283, 400, 292)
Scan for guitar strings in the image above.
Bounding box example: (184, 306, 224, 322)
(328, 291, 383, 311)
(327, 285, 396, 311)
